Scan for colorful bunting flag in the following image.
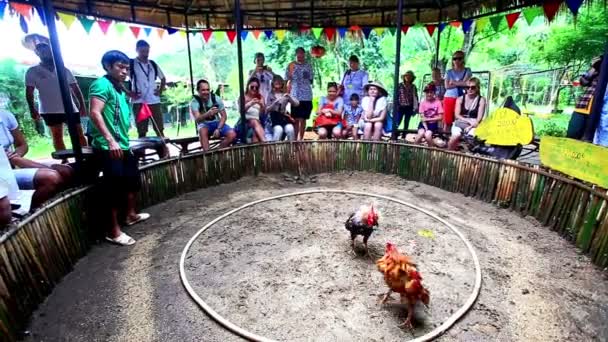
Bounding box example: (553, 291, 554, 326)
(388, 27, 396, 36)
(449, 21, 461, 28)
(179, 30, 186, 38)
(438, 23, 447, 33)
(338, 27, 347, 38)
(325, 27, 336, 41)
(252, 30, 261, 40)
(264, 30, 273, 39)
(373, 27, 385, 37)
(312, 27, 323, 39)
(114, 22, 127, 36)
(35, 6, 46, 26)
(425, 25, 437, 36)
(97, 20, 112, 35)
(78, 16, 95, 34)
(19, 15, 28, 33)
(543, 0, 561, 22)
(299, 25, 311, 33)
(144, 27, 152, 36)
(476, 16, 489, 31)
(523, 7, 543, 25)
(157, 28, 165, 39)
(57, 12, 77, 29)
(462, 19, 474, 33)
(202, 29, 213, 42)
(361, 27, 372, 39)
(565, 0, 584, 15)
(0, 2, 6, 20)
(506, 12, 520, 29)
(167, 28, 178, 35)
(240, 30, 248, 40)
(226, 30, 237, 43)
(10, 3, 32, 20)
(275, 29, 286, 42)
(213, 31, 225, 42)
(401, 25, 410, 35)
(489, 15, 503, 31)
(129, 26, 141, 38)
(350, 25, 361, 32)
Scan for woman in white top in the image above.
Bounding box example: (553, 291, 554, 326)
(360, 82, 388, 140)
(242, 77, 266, 143)
(249, 52, 274, 100)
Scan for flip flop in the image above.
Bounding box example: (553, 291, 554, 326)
(105, 232, 136, 246)
(125, 213, 150, 226)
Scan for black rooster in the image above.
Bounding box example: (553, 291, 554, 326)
(345, 205, 379, 257)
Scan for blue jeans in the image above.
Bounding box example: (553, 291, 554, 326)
(197, 121, 233, 137)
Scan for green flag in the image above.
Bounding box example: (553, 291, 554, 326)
(312, 27, 323, 39)
(523, 6, 543, 25)
(490, 15, 503, 32)
(114, 22, 127, 36)
(78, 16, 95, 34)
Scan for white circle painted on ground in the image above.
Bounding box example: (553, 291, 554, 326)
(179, 189, 482, 342)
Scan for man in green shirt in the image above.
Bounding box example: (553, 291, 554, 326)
(89, 50, 149, 246)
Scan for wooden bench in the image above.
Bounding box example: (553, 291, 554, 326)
(51, 137, 170, 162)
(168, 136, 221, 155)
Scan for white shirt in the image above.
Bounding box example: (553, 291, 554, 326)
(361, 96, 388, 117)
(25, 64, 78, 114)
(131, 58, 165, 105)
(0, 149, 18, 200)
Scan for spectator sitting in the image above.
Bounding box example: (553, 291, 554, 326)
(314, 82, 344, 139)
(0, 183, 11, 227)
(415, 83, 444, 147)
(191, 79, 237, 151)
(448, 77, 487, 150)
(342, 93, 363, 139)
(0, 107, 72, 209)
(0, 148, 17, 226)
(242, 77, 266, 143)
(266, 75, 298, 141)
(361, 82, 389, 140)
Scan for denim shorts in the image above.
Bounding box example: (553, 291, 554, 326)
(196, 121, 233, 137)
(13, 168, 38, 190)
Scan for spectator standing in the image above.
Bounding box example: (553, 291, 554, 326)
(285, 47, 314, 140)
(88, 50, 150, 246)
(444, 51, 472, 130)
(266, 75, 298, 141)
(432, 67, 446, 101)
(129, 40, 167, 138)
(314, 82, 344, 139)
(593, 87, 608, 146)
(190, 80, 237, 151)
(414, 83, 444, 147)
(339, 55, 369, 103)
(567, 56, 603, 139)
(448, 77, 487, 150)
(342, 94, 364, 139)
(392, 70, 419, 140)
(361, 82, 389, 140)
(249, 52, 274, 100)
(23, 35, 87, 152)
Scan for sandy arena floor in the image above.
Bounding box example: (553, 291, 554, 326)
(23, 172, 608, 342)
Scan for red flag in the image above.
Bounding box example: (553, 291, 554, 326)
(252, 30, 261, 40)
(202, 29, 213, 43)
(543, 0, 561, 22)
(226, 30, 237, 43)
(136, 103, 153, 123)
(449, 21, 461, 28)
(97, 20, 112, 34)
(401, 25, 410, 35)
(325, 27, 336, 41)
(10, 3, 32, 20)
(426, 24, 437, 36)
(506, 12, 520, 29)
(129, 26, 141, 38)
(349, 25, 361, 32)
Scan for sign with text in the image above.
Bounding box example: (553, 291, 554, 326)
(540, 137, 608, 188)
(475, 108, 534, 146)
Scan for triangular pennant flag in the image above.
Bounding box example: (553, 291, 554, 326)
(361, 27, 373, 39)
(325, 27, 336, 41)
(350, 25, 361, 32)
(312, 27, 323, 39)
(58, 12, 76, 29)
(506, 12, 520, 29)
(10, 3, 32, 20)
(489, 15, 503, 31)
(129, 26, 141, 38)
(299, 25, 311, 33)
(144, 27, 152, 36)
(523, 7, 543, 25)
(202, 29, 213, 43)
(449, 21, 461, 28)
(252, 30, 261, 40)
(275, 29, 286, 42)
(214, 31, 225, 42)
(338, 27, 347, 38)
(19, 15, 28, 33)
(565, 0, 584, 15)
(388, 27, 396, 36)
(264, 30, 273, 39)
(114, 22, 127, 36)
(97, 20, 112, 35)
(425, 24, 437, 36)
(476, 16, 489, 31)
(167, 28, 178, 35)
(78, 16, 95, 34)
(226, 30, 237, 43)
(543, 0, 561, 22)
(373, 27, 385, 37)
(35, 6, 46, 26)
(401, 25, 410, 35)
(462, 19, 474, 33)
(438, 23, 447, 33)
(0, 2, 6, 20)
(157, 28, 165, 39)
(179, 30, 186, 38)
(240, 30, 248, 40)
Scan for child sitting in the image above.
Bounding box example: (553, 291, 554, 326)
(415, 83, 444, 147)
(342, 93, 363, 139)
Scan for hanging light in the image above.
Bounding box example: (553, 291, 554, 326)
(310, 45, 326, 58)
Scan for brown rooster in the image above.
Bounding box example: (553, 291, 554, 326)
(376, 242, 430, 329)
(345, 204, 379, 257)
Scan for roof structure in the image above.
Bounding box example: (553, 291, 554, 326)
(13, 0, 547, 30)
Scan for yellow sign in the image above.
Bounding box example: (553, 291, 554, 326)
(540, 137, 608, 188)
(475, 108, 534, 146)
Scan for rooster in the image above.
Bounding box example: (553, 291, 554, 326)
(376, 242, 430, 329)
(345, 204, 379, 257)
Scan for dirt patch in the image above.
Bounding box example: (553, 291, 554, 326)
(23, 172, 608, 342)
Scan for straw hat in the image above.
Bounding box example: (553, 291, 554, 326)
(364, 81, 388, 97)
(22, 34, 50, 51)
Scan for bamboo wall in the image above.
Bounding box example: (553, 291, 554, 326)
(2, 141, 607, 341)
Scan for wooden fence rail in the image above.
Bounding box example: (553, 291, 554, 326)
(1, 141, 606, 341)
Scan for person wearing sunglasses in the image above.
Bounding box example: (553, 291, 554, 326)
(249, 52, 274, 100)
(241, 77, 267, 143)
(448, 77, 487, 150)
(444, 51, 472, 131)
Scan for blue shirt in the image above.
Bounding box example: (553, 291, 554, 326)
(445, 67, 472, 98)
(594, 87, 608, 146)
(343, 104, 363, 125)
(341, 69, 369, 102)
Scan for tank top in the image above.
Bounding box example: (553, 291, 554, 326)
(460, 95, 481, 119)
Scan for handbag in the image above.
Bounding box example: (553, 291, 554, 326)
(314, 104, 341, 127)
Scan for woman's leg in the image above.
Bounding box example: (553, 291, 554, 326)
(352, 126, 359, 140)
(372, 122, 384, 140)
(284, 124, 295, 140)
(248, 119, 266, 142)
(448, 133, 462, 150)
(391, 107, 405, 140)
(273, 125, 284, 141)
(332, 126, 342, 139)
(297, 118, 307, 140)
(317, 127, 328, 139)
(363, 123, 373, 140)
(402, 106, 414, 139)
(424, 130, 434, 147)
(414, 129, 425, 144)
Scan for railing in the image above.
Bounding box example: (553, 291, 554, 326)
(1, 141, 607, 341)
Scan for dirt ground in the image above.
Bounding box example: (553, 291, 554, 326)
(23, 172, 608, 342)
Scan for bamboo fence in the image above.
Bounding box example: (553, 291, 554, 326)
(1, 141, 607, 341)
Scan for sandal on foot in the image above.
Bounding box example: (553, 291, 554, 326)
(105, 232, 136, 246)
(125, 213, 150, 226)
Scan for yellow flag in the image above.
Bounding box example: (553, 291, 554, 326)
(275, 29, 286, 42)
(58, 12, 77, 29)
(476, 17, 489, 32)
(179, 30, 187, 38)
(213, 31, 225, 42)
(373, 27, 385, 36)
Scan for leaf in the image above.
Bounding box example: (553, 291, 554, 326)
(417, 229, 435, 239)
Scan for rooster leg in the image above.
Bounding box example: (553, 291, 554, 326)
(380, 290, 393, 304)
(350, 233, 358, 256)
(399, 298, 415, 331)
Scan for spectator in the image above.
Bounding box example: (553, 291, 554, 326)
(567, 56, 603, 139)
(339, 55, 369, 103)
(266, 75, 298, 141)
(594, 86, 608, 146)
(314, 82, 344, 139)
(285, 47, 314, 140)
(0, 183, 11, 227)
(242, 77, 266, 143)
(129, 40, 166, 139)
(214, 84, 227, 99)
(392, 70, 419, 140)
(23, 35, 87, 152)
(249, 52, 274, 100)
(432, 67, 446, 101)
(361, 82, 389, 140)
(0, 107, 72, 209)
(342, 93, 364, 139)
(88, 50, 150, 246)
(448, 77, 487, 150)
(415, 83, 444, 147)
(0, 149, 16, 227)
(444, 51, 472, 130)
(191, 79, 237, 151)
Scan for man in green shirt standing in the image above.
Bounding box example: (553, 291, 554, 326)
(89, 50, 149, 246)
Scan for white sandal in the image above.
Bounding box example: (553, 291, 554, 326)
(125, 213, 150, 226)
(105, 232, 136, 246)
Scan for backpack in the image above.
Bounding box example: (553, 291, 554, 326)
(129, 58, 159, 93)
(193, 93, 219, 132)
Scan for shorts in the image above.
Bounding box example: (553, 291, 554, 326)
(418, 122, 439, 132)
(93, 149, 141, 197)
(292, 101, 313, 119)
(451, 125, 476, 137)
(13, 168, 38, 190)
(40, 113, 68, 126)
(443, 97, 458, 126)
(196, 121, 234, 137)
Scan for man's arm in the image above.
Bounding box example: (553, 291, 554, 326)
(25, 86, 40, 121)
(218, 109, 227, 129)
(9, 129, 28, 158)
(90, 97, 122, 159)
(70, 83, 87, 117)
